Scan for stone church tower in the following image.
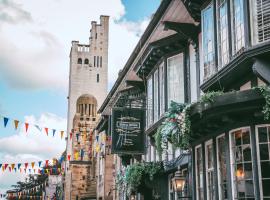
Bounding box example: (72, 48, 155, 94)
(65, 15, 109, 200)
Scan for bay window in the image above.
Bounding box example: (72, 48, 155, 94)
(230, 128, 255, 199)
(195, 145, 204, 200)
(217, 0, 229, 68)
(167, 53, 184, 106)
(231, 0, 245, 54)
(205, 140, 215, 200)
(256, 125, 270, 198)
(202, 4, 215, 79)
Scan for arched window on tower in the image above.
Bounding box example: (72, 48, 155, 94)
(100, 56, 102, 67)
(84, 58, 89, 64)
(77, 58, 82, 64)
(97, 56, 99, 67)
(97, 74, 100, 82)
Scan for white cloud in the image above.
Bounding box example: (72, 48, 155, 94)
(0, 113, 66, 190)
(0, 0, 149, 92)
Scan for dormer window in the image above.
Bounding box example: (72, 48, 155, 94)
(202, 4, 215, 79)
(78, 58, 82, 64)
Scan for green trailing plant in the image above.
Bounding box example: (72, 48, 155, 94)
(199, 91, 224, 103)
(256, 85, 270, 120)
(116, 162, 163, 195)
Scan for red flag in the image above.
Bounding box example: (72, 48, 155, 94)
(50, 168, 52, 174)
(8, 166, 11, 172)
(4, 164, 8, 170)
(44, 127, 49, 136)
(25, 123, 29, 133)
(70, 132, 72, 140)
(38, 169, 41, 174)
(45, 160, 49, 167)
(67, 155, 71, 161)
(25, 163, 28, 169)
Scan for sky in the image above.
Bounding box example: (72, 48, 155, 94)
(0, 0, 160, 194)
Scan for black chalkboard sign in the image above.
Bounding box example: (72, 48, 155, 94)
(111, 108, 145, 154)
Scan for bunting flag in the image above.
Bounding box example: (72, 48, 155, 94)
(25, 163, 28, 169)
(4, 164, 8, 170)
(76, 133, 79, 142)
(25, 123, 29, 133)
(52, 129, 56, 137)
(18, 163, 21, 169)
(67, 155, 71, 161)
(38, 161, 42, 167)
(60, 131, 64, 139)
(8, 166, 11, 172)
(45, 160, 49, 167)
(80, 149, 84, 159)
(31, 162, 35, 169)
(0, 164, 2, 169)
(35, 125, 42, 132)
(11, 163, 15, 170)
(70, 132, 72, 140)
(44, 127, 49, 136)
(2, 166, 4, 171)
(1, 115, 66, 139)
(14, 167, 17, 172)
(3, 117, 9, 127)
(74, 152, 79, 160)
(14, 120, 19, 130)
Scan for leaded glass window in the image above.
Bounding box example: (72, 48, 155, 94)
(205, 140, 215, 200)
(153, 70, 159, 122)
(147, 76, 153, 128)
(202, 4, 215, 79)
(256, 125, 270, 198)
(217, 135, 228, 200)
(231, 0, 245, 54)
(167, 54, 184, 106)
(196, 145, 204, 200)
(217, 0, 229, 68)
(230, 128, 255, 199)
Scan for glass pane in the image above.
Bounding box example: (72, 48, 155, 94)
(243, 146, 251, 161)
(147, 77, 153, 127)
(259, 144, 269, 160)
(159, 63, 165, 116)
(153, 70, 159, 122)
(242, 131, 250, 144)
(243, 163, 253, 179)
(262, 179, 270, 196)
(261, 161, 270, 178)
(259, 127, 268, 143)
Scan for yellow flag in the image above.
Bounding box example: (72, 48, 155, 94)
(74, 152, 79, 160)
(2, 166, 4, 171)
(31, 162, 35, 169)
(60, 131, 64, 139)
(14, 120, 19, 130)
(11, 164, 15, 170)
(102, 134, 106, 142)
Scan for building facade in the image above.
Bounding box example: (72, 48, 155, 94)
(65, 15, 109, 200)
(95, 0, 270, 199)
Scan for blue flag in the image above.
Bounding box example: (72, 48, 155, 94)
(3, 117, 9, 127)
(52, 129, 56, 137)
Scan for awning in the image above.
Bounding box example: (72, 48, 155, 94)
(163, 153, 190, 172)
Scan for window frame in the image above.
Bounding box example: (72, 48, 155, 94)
(205, 139, 215, 200)
(195, 144, 204, 200)
(229, 126, 255, 199)
(255, 124, 270, 199)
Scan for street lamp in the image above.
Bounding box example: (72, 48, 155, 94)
(172, 167, 186, 193)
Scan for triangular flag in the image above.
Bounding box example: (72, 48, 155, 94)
(3, 117, 9, 127)
(50, 168, 52, 174)
(67, 155, 71, 161)
(14, 120, 19, 130)
(70, 132, 72, 140)
(14, 168, 17, 172)
(46, 169, 49, 174)
(11, 164, 15, 170)
(60, 131, 64, 139)
(8, 166, 11, 172)
(20, 168, 22, 173)
(38, 161, 42, 167)
(2, 166, 4, 171)
(52, 129, 56, 137)
(31, 162, 35, 169)
(25, 123, 29, 133)
(29, 169, 31, 173)
(44, 127, 49, 136)
(25, 163, 28, 169)
(34, 169, 36, 173)
(0, 164, 2, 169)
(45, 160, 49, 167)
(76, 133, 79, 141)
(4, 164, 8, 170)
(35, 125, 42, 132)
(18, 163, 21, 169)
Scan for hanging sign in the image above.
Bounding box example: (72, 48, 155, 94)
(111, 108, 145, 154)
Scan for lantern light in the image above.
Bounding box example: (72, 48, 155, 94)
(172, 166, 186, 192)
